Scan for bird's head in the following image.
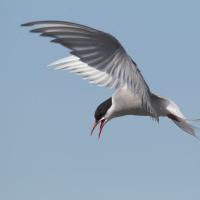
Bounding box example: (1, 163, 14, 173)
(91, 97, 112, 138)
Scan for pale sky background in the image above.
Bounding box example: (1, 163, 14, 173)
(1, 0, 200, 200)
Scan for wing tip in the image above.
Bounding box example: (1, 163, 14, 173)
(21, 21, 52, 27)
(21, 22, 35, 27)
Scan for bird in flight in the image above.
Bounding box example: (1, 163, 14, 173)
(22, 20, 199, 139)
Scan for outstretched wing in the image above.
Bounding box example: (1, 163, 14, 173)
(22, 20, 157, 118)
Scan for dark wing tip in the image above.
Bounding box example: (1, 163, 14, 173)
(21, 21, 52, 27)
(21, 20, 72, 27)
(21, 22, 35, 26)
(21, 23, 28, 26)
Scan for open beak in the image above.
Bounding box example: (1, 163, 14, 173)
(91, 122, 98, 135)
(91, 119, 106, 139)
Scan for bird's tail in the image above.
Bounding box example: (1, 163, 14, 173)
(167, 113, 199, 138)
(166, 99, 200, 139)
(152, 93, 199, 139)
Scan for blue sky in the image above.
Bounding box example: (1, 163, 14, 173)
(1, 0, 200, 199)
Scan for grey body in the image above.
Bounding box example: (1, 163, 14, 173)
(105, 86, 166, 120)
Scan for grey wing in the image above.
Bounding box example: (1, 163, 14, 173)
(22, 20, 157, 118)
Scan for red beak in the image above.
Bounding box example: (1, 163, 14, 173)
(98, 120, 105, 139)
(91, 122, 98, 135)
(90, 119, 106, 139)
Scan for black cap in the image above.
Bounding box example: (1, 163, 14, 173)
(94, 97, 112, 122)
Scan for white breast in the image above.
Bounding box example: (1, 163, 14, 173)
(105, 86, 148, 119)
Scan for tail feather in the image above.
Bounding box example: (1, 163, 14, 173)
(152, 93, 199, 139)
(167, 114, 197, 138)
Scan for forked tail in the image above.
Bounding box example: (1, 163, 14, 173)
(167, 113, 198, 138)
(166, 99, 199, 139)
(152, 93, 199, 139)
